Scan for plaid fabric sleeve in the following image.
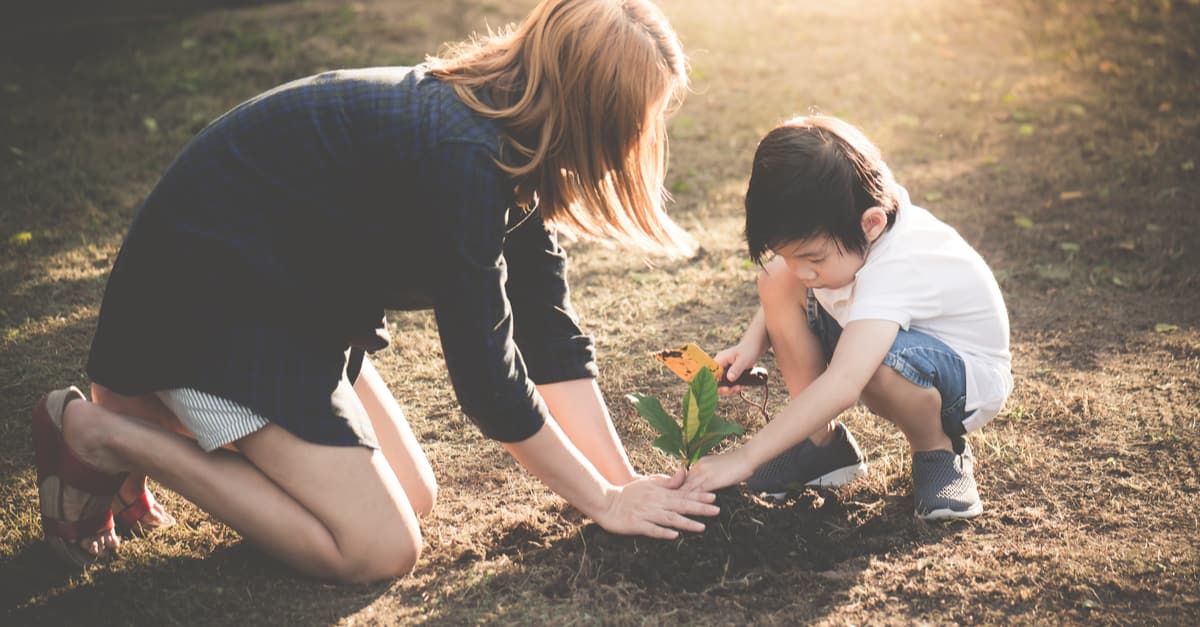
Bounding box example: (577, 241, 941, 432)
(503, 214, 598, 384)
(429, 141, 549, 442)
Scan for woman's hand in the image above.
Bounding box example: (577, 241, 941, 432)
(593, 469, 719, 539)
(681, 448, 754, 493)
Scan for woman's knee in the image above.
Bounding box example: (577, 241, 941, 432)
(333, 526, 423, 584)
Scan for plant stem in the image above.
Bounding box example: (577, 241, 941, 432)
(739, 383, 771, 423)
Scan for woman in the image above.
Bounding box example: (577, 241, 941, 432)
(32, 0, 717, 583)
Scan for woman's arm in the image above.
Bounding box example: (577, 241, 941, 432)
(502, 418, 718, 539)
(536, 378, 636, 485)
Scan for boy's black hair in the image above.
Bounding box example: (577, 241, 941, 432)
(744, 116, 899, 265)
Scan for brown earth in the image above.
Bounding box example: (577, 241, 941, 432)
(1, 0, 1198, 625)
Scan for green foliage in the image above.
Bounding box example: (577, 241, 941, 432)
(627, 366, 743, 467)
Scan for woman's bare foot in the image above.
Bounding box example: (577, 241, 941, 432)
(112, 474, 177, 534)
(58, 399, 130, 557)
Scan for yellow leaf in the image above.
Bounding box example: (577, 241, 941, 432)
(1014, 216, 1034, 229)
(1118, 241, 1136, 251)
(8, 231, 32, 245)
(1183, 160, 1196, 172)
(1155, 323, 1179, 333)
(1059, 191, 1085, 201)
(1018, 124, 1035, 136)
(1060, 242, 1080, 252)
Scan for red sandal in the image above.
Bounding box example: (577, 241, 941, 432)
(112, 488, 176, 537)
(32, 386, 128, 569)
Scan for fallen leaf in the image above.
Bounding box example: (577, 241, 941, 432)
(181, 38, 198, 49)
(1146, 223, 1163, 232)
(1014, 216, 1035, 229)
(9, 231, 33, 245)
(143, 117, 160, 133)
(1159, 102, 1173, 112)
(924, 191, 944, 202)
(1098, 60, 1119, 74)
(1183, 160, 1196, 172)
(1060, 242, 1080, 252)
(1118, 241, 1136, 251)
(1155, 323, 1179, 333)
(1059, 191, 1085, 201)
(1018, 124, 1035, 136)
(1066, 104, 1087, 117)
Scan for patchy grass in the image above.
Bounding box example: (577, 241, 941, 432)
(2, 0, 1198, 624)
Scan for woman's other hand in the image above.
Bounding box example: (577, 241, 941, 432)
(594, 469, 718, 539)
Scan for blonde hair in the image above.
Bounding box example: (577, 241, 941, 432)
(428, 0, 695, 256)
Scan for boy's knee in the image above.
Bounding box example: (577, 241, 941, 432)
(757, 267, 802, 308)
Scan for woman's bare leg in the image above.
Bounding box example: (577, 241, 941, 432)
(58, 395, 423, 583)
(352, 358, 438, 516)
(91, 386, 181, 528)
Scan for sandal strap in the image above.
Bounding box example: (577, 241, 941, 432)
(115, 490, 154, 526)
(42, 510, 115, 542)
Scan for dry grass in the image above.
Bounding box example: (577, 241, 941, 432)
(2, 0, 1198, 624)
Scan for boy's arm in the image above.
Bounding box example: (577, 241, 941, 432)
(714, 306, 770, 389)
(683, 318, 901, 491)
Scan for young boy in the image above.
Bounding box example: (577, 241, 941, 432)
(683, 115, 1012, 520)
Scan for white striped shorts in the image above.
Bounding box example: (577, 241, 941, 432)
(157, 388, 269, 452)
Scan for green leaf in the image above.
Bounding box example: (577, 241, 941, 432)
(627, 394, 681, 441)
(688, 366, 720, 444)
(652, 433, 686, 462)
(682, 389, 700, 444)
(688, 418, 745, 463)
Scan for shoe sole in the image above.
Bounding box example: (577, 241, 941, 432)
(915, 501, 984, 521)
(762, 461, 868, 500)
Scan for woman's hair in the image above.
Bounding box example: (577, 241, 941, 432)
(744, 115, 899, 265)
(429, 0, 695, 256)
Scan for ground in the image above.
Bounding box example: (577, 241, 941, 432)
(1, 0, 1198, 624)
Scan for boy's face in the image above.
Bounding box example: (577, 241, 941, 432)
(772, 236, 865, 290)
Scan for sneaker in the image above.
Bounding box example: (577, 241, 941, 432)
(746, 422, 868, 498)
(912, 442, 983, 520)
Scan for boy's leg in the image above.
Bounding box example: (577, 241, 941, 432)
(859, 367, 952, 453)
(55, 392, 423, 582)
(858, 333, 981, 520)
(747, 268, 868, 495)
(352, 357, 438, 517)
(757, 265, 833, 444)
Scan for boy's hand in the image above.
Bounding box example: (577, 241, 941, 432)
(681, 448, 753, 493)
(714, 342, 767, 396)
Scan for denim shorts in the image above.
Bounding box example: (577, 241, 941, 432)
(807, 291, 971, 454)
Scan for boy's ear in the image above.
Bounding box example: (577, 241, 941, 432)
(861, 206, 888, 242)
